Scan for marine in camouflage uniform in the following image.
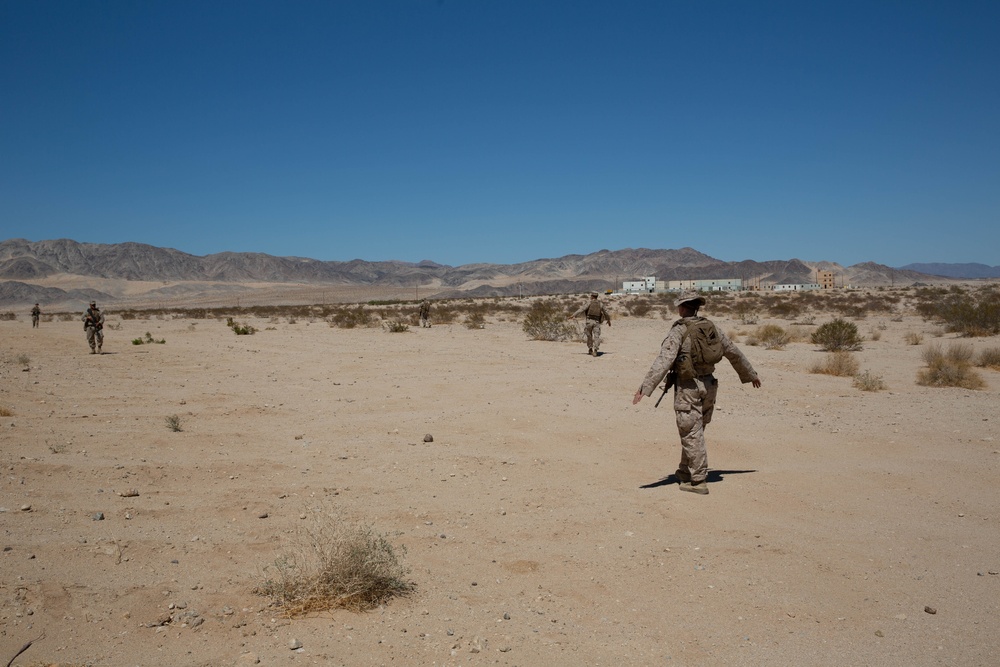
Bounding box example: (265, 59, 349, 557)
(82, 301, 105, 354)
(31, 303, 41, 328)
(418, 300, 431, 328)
(633, 290, 761, 494)
(570, 293, 611, 356)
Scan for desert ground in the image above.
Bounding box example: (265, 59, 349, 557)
(1, 299, 998, 666)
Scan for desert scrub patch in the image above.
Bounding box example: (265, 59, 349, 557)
(0, 406, 12, 417)
(853, 370, 887, 392)
(132, 332, 166, 345)
(975, 346, 1000, 370)
(165, 415, 182, 432)
(916, 343, 986, 390)
(384, 319, 410, 333)
(904, 332, 924, 345)
(15, 354, 31, 369)
(810, 351, 860, 377)
(746, 324, 791, 350)
(0, 311, 16, 321)
(915, 285, 1000, 336)
(327, 305, 373, 329)
(464, 311, 486, 329)
(811, 318, 863, 351)
(256, 513, 414, 615)
(226, 317, 256, 335)
(732, 299, 760, 325)
(522, 299, 576, 341)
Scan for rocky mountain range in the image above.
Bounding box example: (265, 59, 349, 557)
(0, 238, 956, 310)
(898, 262, 1000, 279)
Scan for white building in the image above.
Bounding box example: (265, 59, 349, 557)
(622, 276, 657, 293)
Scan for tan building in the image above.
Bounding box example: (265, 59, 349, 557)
(817, 270, 835, 289)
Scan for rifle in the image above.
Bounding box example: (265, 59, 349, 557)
(654, 371, 677, 408)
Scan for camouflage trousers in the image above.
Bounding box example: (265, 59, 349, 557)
(673, 374, 719, 484)
(420, 315, 430, 328)
(86, 326, 103, 351)
(32, 316, 39, 328)
(583, 320, 602, 351)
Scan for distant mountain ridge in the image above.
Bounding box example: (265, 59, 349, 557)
(0, 238, 954, 309)
(898, 262, 1000, 279)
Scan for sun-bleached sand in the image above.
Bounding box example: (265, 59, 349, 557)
(2, 305, 998, 666)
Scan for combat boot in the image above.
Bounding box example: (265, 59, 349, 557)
(679, 481, 709, 495)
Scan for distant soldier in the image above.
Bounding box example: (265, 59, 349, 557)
(31, 303, 41, 328)
(82, 300, 105, 354)
(632, 290, 761, 495)
(418, 300, 432, 328)
(570, 293, 611, 357)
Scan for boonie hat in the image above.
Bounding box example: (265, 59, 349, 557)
(674, 290, 706, 308)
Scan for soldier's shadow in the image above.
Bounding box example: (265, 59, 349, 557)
(640, 469, 757, 489)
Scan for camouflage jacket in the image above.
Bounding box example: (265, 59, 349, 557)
(639, 317, 757, 397)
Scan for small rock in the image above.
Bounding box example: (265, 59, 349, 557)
(424, 434, 433, 442)
(20, 504, 32, 512)
(93, 512, 105, 521)
(118, 489, 139, 498)
(258, 512, 268, 519)
(989, 570, 999, 575)
(503, 612, 511, 620)
(924, 606, 937, 615)
(289, 638, 303, 650)
(875, 629, 884, 637)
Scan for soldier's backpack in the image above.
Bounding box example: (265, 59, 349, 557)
(586, 300, 603, 319)
(674, 317, 724, 381)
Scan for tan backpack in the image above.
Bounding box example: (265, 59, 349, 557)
(674, 317, 724, 381)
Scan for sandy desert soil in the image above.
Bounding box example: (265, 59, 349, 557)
(1, 304, 999, 666)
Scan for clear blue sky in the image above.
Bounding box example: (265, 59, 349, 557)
(2, 1, 998, 268)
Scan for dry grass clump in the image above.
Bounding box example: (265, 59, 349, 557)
(257, 515, 414, 616)
(810, 351, 860, 377)
(917, 343, 986, 389)
(0, 406, 12, 417)
(165, 415, 182, 432)
(853, 370, 887, 392)
(904, 332, 924, 345)
(746, 324, 791, 350)
(975, 346, 1000, 370)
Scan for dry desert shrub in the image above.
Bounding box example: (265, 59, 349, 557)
(904, 331, 924, 345)
(522, 299, 576, 341)
(384, 319, 409, 332)
(164, 415, 182, 432)
(811, 318, 863, 351)
(256, 514, 414, 616)
(746, 324, 791, 350)
(975, 346, 1000, 370)
(328, 305, 374, 329)
(0, 406, 12, 417)
(732, 299, 760, 325)
(810, 351, 860, 377)
(853, 370, 887, 392)
(464, 311, 486, 329)
(917, 343, 986, 390)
